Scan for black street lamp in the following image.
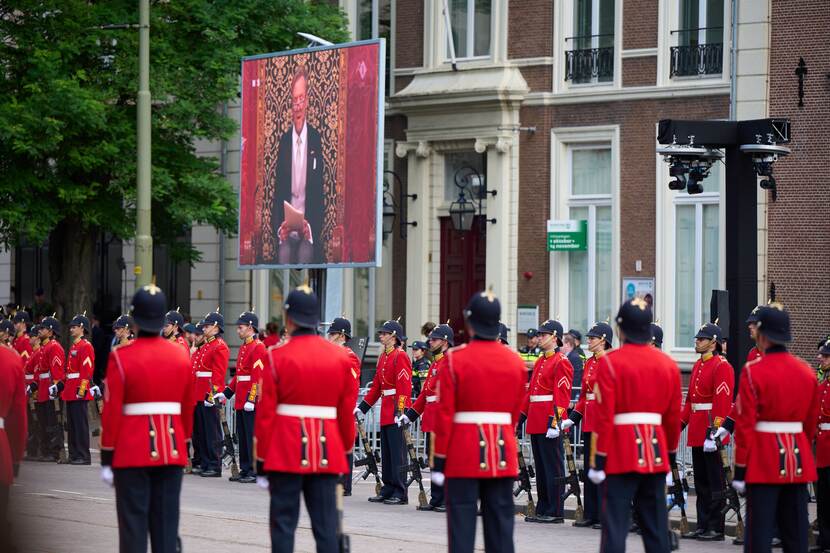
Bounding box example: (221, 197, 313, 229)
(449, 165, 496, 232)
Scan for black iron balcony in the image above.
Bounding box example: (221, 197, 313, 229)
(565, 34, 615, 83)
(670, 27, 724, 77)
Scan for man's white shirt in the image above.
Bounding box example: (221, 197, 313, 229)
(291, 122, 308, 214)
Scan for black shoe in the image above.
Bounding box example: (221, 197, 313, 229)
(228, 474, 241, 482)
(383, 497, 408, 505)
(682, 529, 705, 539)
(573, 519, 595, 528)
(191, 466, 203, 475)
(200, 470, 221, 478)
(551, 517, 565, 524)
(592, 523, 602, 530)
(434, 505, 446, 513)
(524, 515, 538, 523)
(368, 495, 388, 503)
(417, 504, 435, 511)
(69, 459, 91, 465)
(697, 531, 725, 541)
(534, 515, 557, 523)
(237, 475, 256, 484)
(343, 491, 352, 497)
(772, 537, 783, 548)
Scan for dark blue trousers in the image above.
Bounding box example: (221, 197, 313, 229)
(530, 433, 565, 517)
(745, 483, 809, 553)
(268, 473, 338, 553)
(379, 423, 406, 500)
(582, 431, 601, 522)
(114, 466, 183, 553)
(193, 404, 221, 472)
(235, 409, 255, 477)
(446, 477, 514, 553)
(600, 473, 668, 553)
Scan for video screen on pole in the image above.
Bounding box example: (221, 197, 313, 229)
(238, 40, 384, 269)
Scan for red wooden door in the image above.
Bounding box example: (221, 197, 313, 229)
(439, 217, 486, 344)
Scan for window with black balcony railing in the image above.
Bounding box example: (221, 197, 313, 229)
(669, 26, 724, 77)
(565, 34, 615, 84)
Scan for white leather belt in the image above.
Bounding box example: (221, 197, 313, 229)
(25, 375, 34, 381)
(585, 393, 596, 401)
(0, 417, 4, 429)
(382, 389, 396, 396)
(820, 423, 830, 431)
(453, 411, 511, 425)
(277, 404, 337, 419)
(196, 371, 212, 378)
(614, 412, 662, 425)
(237, 375, 251, 382)
(38, 373, 51, 379)
(756, 421, 803, 433)
(66, 372, 80, 379)
(529, 394, 553, 402)
(123, 402, 181, 416)
(426, 396, 438, 403)
(691, 402, 713, 412)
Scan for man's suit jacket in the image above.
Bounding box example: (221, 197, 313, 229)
(272, 124, 325, 263)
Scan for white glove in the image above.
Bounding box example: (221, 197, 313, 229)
(732, 480, 746, 494)
(243, 401, 255, 412)
(560, 419, 575, 431)
(353, 407, 362, 418)
(48, 384, 59, 398)
(100, 466, 114, 488)
(713, 426, 730, 441)
(256, 476, 269, 491)
(396, 414, 411, 427)
(703, 438, 718, 453)
(212, 392, 227, 404)
(431, 472, 445, 487)
(587, 468, 606, 485)
(545, 426, 560, 440)
(203, 399, 216, 407)
(90, 385, 102, 399)
(666, 471, 673, 487)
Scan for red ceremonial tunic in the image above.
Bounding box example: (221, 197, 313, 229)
(228, 336, 266, 410)
(0, 346, 26, 485)
(23, 344, 40, 390)
(100, 337, 194, 468)
(680, 352, 734, 446)
(35, 339, 64, 403)
(254, 332, 353, 474)
(734, 348, 818, 484)
(62, 338, 94, 401)
(593, 343, 682, 475)
(521, 349, 573, 434)
(13, 333, 32, 363)
(571, 353, 602, 433)
(411, 352, 447, 433)
(433, 340, 526, 478)
(816, 375, 830, 468)
(362, 347, 412, 426)
(168, 335, 190, 359)
(193, 336, 229, 403)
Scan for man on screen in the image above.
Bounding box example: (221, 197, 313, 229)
(272, 66, 325, 265)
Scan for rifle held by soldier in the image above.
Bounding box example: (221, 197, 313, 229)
(206, 391, 239, 479)
(400, 425, 429, 510)
(669, 461, 689, 544)
(716, 436, 744, 545)
(554, 409, 584, 523)
(354, 413, 382, 496)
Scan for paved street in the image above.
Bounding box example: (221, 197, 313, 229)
(9, 455, 749, 553)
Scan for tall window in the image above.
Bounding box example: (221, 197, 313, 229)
(671, 0, 724, 77)
(447, 0, 492, 59)
(566, 0, 615, 83)
(356, 0, 391, 94)
(567, 147, 613, 332)
(674, 162, 721, 346)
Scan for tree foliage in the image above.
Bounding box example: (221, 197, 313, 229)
(0, 0, 349, 261)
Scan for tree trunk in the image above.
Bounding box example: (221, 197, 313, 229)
(49, 219, 97, 348)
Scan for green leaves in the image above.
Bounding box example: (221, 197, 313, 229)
(0, 0, 349, 258)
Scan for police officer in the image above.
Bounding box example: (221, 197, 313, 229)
(400, 323, 454, 511)
(356, 319, 412, 505)
(36, 316, 65, 462)
(64, 313, 94, 465)
(588, 298, 682, 553)
(99, 283, 194, 553)
(325, 317, 361, 496)
(213, 311, 266, 483)
(815, 335, 830, 552)
(194, 311, 229, 478)
(430, 290, 526, 553)
(410, 341, 430, 397)
(254, 285, 354, 553)
(732, 304, 818, 553)
(162, 309, 190, 357)
(680, 322, 734, 541)
(519, 328, 541, 374)
(520, 319, 573, 523)
(562, 321, 613, 529)
(0, 332, 26, 550)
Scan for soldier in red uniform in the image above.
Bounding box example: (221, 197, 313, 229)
(732, 304, 818, 553)
(63, 313, 94, 465)
(356, 319, 412, 505)
(814, 336, 830, 553)
(588, 298, 682, 553)
(561, 321, 613, 529)
(35, 316, 64, 461)
(163, 309, 190, 358)
(113, 314, 135, 348)
(214, 311, 265, 483)
(679, 322, 734, 541)
(0, 320, 12, 346)
(194, 311, 229, 478)
(519, 318, 573, 523)
(12, 311, 33, 362)
(22, 324, 41, 459)
(325, 317, 361, 496)
(400, 323, 454, 511)
(99, 284, 194, 553)
(0, 340, 26, 551)
(430, 290, 525, 553)
(254, 285, 354, 553)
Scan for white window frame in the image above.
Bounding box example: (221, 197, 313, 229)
(654, 143, 726, 366)
(342, 0, 396, 94)
(425, 0, 506, 68)
(549, 126, 620, 335)
(553, 0, 622, 92)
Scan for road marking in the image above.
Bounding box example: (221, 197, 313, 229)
(51, 489, 83, 495)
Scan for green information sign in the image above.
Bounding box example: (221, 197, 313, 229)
(547, 219, 588, 251)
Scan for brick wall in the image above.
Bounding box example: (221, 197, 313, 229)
(767, 0, 830, 362)
(622, 57, 657, 87)
(622, 0, 658, 50)
(396, 1, 423, 68)
(519, 65, 553, 93)
(516, 95, 730, 320)
(508, 0, 554, 59)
